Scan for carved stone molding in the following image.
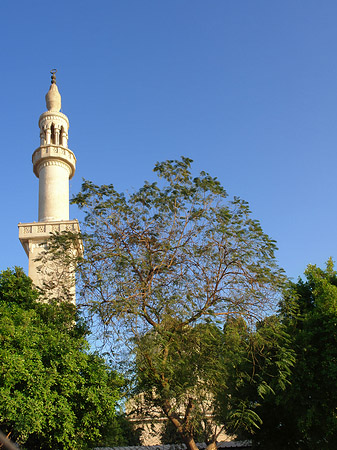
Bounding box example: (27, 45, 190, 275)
(35, 159, 72, 175)
(32, 145, 76, 179)
(39, 111, 69, 129)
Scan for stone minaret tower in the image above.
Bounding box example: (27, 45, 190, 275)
(18, 71, 80, 299)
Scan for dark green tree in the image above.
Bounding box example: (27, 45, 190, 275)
(250, 259, 337, 449)
(0, 267, 124, 450)
(218, 315, 294, 441)
(49, 157, 286, 450)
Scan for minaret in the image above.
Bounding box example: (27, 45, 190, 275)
(18, 70, 81, 300)
(35, 69, 75, 222)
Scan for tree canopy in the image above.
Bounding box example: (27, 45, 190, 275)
(247, 259, 337, 449)
(49, 157, 287, 449)
(0, 267, 124, 450)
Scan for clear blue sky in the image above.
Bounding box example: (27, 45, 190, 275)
(1, 0, 337, 281)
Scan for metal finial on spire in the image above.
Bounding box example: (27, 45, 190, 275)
(50, 69, 57, 85)
(46, 69, 61, 111)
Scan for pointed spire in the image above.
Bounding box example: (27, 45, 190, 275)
(45, 69, 61, 112)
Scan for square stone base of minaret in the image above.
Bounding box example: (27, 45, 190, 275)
(18, 220, 81, 303)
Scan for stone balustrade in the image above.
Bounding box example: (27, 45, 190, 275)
(32, 144, 76, 179)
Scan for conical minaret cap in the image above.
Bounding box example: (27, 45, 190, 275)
(45, 69, 61, 112)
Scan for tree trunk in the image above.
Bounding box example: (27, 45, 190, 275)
(182, 435, 199, 450)
(166, 415, 199, 450)
(206, 441, 218, 450)
(162, 399, 199, 450)
(163, 408, 199, 450)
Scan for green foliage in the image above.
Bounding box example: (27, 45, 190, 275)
(73, 158, 284, 327)
(52, 157, 286, 448)
(161, 418, 205, 445)
(251, 259, 337, 449)
(214, 315, 294, 438)
(0, 267, 123, 450)
(134, 322, 226, 444)
(95, 414, 142, 447)
(0, 267, 39, 307)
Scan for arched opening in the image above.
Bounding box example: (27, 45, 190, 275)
(60, 126, 64, 146)
(50, 124, 56, 144)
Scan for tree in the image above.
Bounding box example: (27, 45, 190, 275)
(0, 267, 124, 450)
(249, 259, 337, 449)
(218, 315, 294, 443)
(52, 157, 286, 449)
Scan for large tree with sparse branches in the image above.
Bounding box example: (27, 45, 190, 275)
(49, 157, 287, 449)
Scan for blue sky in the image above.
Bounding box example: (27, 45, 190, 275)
(1, 1, 337, 281)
